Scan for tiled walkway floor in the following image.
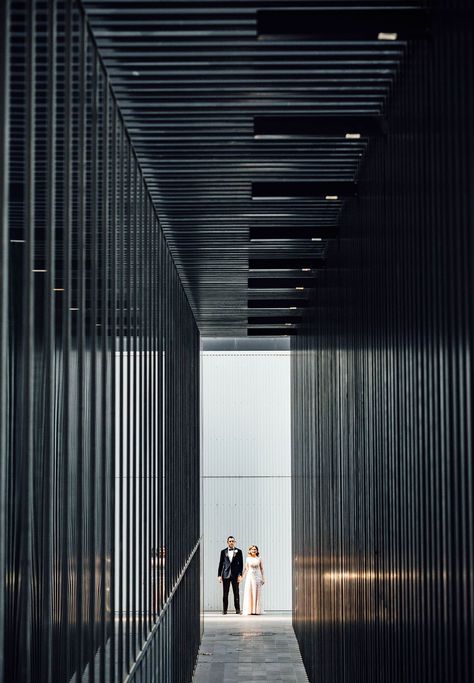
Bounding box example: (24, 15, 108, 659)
(192, 612, 309, 682)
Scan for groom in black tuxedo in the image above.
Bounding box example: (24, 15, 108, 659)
(218, 536, 243, 614)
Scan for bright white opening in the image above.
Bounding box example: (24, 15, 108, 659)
(201, 348, 292, 611)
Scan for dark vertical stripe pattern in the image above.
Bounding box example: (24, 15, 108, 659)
(292, 2, 474, 683)
(1, 2, 201, 682)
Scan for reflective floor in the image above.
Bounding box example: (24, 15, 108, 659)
(193, 612, 309, 682)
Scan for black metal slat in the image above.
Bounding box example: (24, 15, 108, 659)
(143, 192, 150, 638)
(131, 155, 138, 662)
(117, 109, 125, 683)
(138, 172, 144, 647)
(61, 2, 73, 679)
(88, 47, 99, 683)
(42, 2, 56, 681)
(0, 2, 8, 677)
(124, 139, 132, 673)
(76, 10, 87, 679)
(108, 98, 118, 683)
(22, 1, 35, 679)
(99, 70, 110, 682)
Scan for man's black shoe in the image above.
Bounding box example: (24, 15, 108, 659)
(236, 610, 242, 615)
(222, 610, 227, 615)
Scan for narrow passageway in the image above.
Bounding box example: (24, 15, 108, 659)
(193, 614, 309, 683)
(2, 2, 474, 682)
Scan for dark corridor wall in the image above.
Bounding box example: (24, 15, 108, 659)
(0, 2, 201, 682)
(291, 2, 474, 683)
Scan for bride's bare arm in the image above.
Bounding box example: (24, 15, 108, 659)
(260, 559, 265, 583)
(239, 563, 247, 582)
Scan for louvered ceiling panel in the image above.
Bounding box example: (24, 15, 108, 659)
(82, 0, 420, 336)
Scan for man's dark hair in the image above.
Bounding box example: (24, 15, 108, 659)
(227, 536, 235, 541)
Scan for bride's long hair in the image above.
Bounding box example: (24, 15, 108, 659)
(247, 545, 259, 556)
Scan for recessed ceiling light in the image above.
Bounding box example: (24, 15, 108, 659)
(345, 133, 361, 139)
(378, 32, 398, 40)
(285, 323, 293, 326)
(325, 195, 338, 200)
(132, 71, 140, 76)
(32, 269, 47, 273)
(53, 288, 64, 292)
(296, 287, 304, 291)
(311, 238, 322, 241)
(70, 307, 79, 311)
(289, 306, 297, 310)
(10, 239, 26, 243)
(302, 268, 311, 272)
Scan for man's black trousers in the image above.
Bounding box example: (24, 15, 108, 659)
(222, 576, 240, 613)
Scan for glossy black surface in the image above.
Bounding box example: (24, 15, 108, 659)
(292, 2, 474, 681)
(0, 2, 200, 682)
(257, 8, 430, 40)
(80, 0, 412, 336)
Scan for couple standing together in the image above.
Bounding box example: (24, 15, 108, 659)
(217, 536, 265, 615)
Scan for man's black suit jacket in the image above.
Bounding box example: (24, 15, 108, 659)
(218, 548, 243, 579)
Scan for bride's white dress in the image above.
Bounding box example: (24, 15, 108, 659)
(242, 556, 264, 615)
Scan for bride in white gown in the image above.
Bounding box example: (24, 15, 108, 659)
(241, 545, 265, 615)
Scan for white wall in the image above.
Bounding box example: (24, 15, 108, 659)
(201, 351, 291, 611)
